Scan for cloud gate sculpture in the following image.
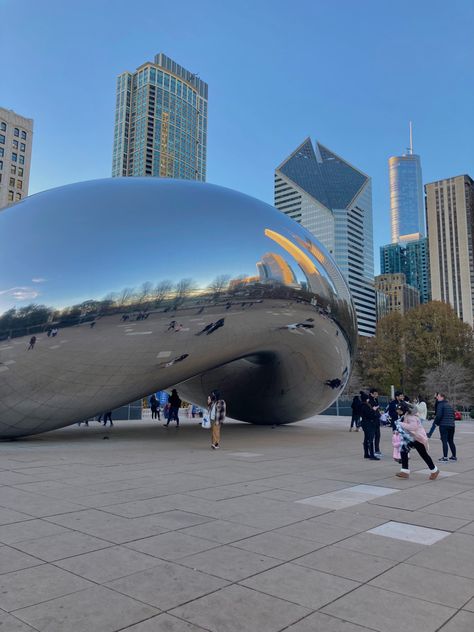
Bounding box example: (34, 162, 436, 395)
(0, 178, 357, 439)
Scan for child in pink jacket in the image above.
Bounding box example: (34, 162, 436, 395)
(395, 402, 439, 480)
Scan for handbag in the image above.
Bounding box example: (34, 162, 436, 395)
(201, 416, 211, 429)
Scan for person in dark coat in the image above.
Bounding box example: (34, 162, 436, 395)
(149, 394, 160, 420)
(164, 389, 181, 427)
(368, 388, 382, 456)
(428, 392, 457, 462)
(359, 392, 380, 460)
(350, 395, 361, 431)
(388, 391, 404, 430)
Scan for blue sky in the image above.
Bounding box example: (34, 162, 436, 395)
(1, 0, 472, 272)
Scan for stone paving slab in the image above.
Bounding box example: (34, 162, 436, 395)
(1, 415, 474, 631)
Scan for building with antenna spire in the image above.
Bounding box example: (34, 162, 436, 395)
(379, 124, 431, 309)
(388, 122, 425, 244)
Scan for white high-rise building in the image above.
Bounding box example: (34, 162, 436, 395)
(425, 174, 474, 326)
(275, 138, 376, 336)
(0, 107, 34, 210)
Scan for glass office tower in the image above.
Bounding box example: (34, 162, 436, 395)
(389, 126, 424, 243)
(112, 53, 208, 181)
(275, 138, 376, 336)
(380, 239, 431, 304)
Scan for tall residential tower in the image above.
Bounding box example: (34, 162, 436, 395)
(425, 175, 474, 326)
(0, 108, 34, 210)
(389, 123, 425, 243)
(275, 138, 376, 336)
(112, 53, 208, 181)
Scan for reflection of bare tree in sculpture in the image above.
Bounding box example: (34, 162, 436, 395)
(118, 287, 134, 307)
(208, 274, 230, 299)
(173, 278, 196, 310)
(153, 280, 173, 308)
(137, 281, 153, 307)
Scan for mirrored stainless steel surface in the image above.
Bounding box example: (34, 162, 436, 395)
(0, 178, 357, 438)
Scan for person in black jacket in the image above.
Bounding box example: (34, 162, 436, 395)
(428, 392, 457, 462)
(368, 388, 382, 456)
(350, 395, 361, 431)
(388, 391, 404, 430)
(164, 389, 181, 427)
(360, 392, 380, 460)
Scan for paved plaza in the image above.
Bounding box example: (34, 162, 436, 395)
(1, 415, 474, 631)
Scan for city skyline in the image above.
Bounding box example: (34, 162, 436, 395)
(1, 0, 473, 273)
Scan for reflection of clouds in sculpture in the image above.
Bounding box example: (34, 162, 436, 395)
(0, 287, 40, 300)
(0, 178, 357, 438)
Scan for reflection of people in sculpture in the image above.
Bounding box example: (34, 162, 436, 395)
(206, 318, 225, 335)
(27, 335, 36, 350)
(164, 353, 189, 367)
(208, 389, 226, 449)
(102, 411, 113, 427)
(324, 378, 342, 389)
(196, 322, 214, 336)
(167, 320, 177, 331)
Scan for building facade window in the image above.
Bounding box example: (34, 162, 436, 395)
(12, 140, 18, 149)
(11, 165, 16, 174)
(18, 167, 23, 176)
(11, 153, 17, 162)
(21, 130, 26, 139)
(17, 179, 22, 190)
(8, 190, 14, 201)
(0, 122, 6, 131)
(20, 143, 25, 151)
(14, 128, 19, 137)
(0, 134, 5, 144)
(15, 192, 21, 200)
(19, 155, 24, 165)
(9, 177, 15, 186)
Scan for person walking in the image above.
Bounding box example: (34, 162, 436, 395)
(102, 411, 113, 427)
(359, 392, 380, 460)
(164, 389, 181, 427)
(395, 402, 439, 480)
(149, 394, 160, 420)
(27, 335, 37, 350)
(208, 389, 226, 449)
(428, 392, 457, 462)
(350, 394, 361, 431)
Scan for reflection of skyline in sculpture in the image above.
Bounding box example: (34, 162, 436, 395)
(0, 178, 356, 438)
(257, 253, 299, 286)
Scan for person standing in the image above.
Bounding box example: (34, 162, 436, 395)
(360, 392, 380, 460)
(208, 389, 226, 449)
(388, 391, 404, 430)
(27, 335, 37, 350)
(350, 394, 361, 431)
(164, 389, 181, 427)
(395, 402, 439, 480)
(415, 395, 428, 421)
(149, 394, 160, 420)
(369, 388, 382, 456)
(428, 393, 457, 462)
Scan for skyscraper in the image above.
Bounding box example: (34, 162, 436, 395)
(0, 107, 34, 210)
(380, 238, 431, 304)
(112, 53, 208, 181)
(389, 123, 425, 244)
(425, 175, 474, 326)
(275, 138, 376, 336)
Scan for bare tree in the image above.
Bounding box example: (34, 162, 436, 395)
(422, 362, 473, 408)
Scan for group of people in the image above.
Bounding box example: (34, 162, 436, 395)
(352, 389, 458, 480)
(151, 388, 226, 449)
